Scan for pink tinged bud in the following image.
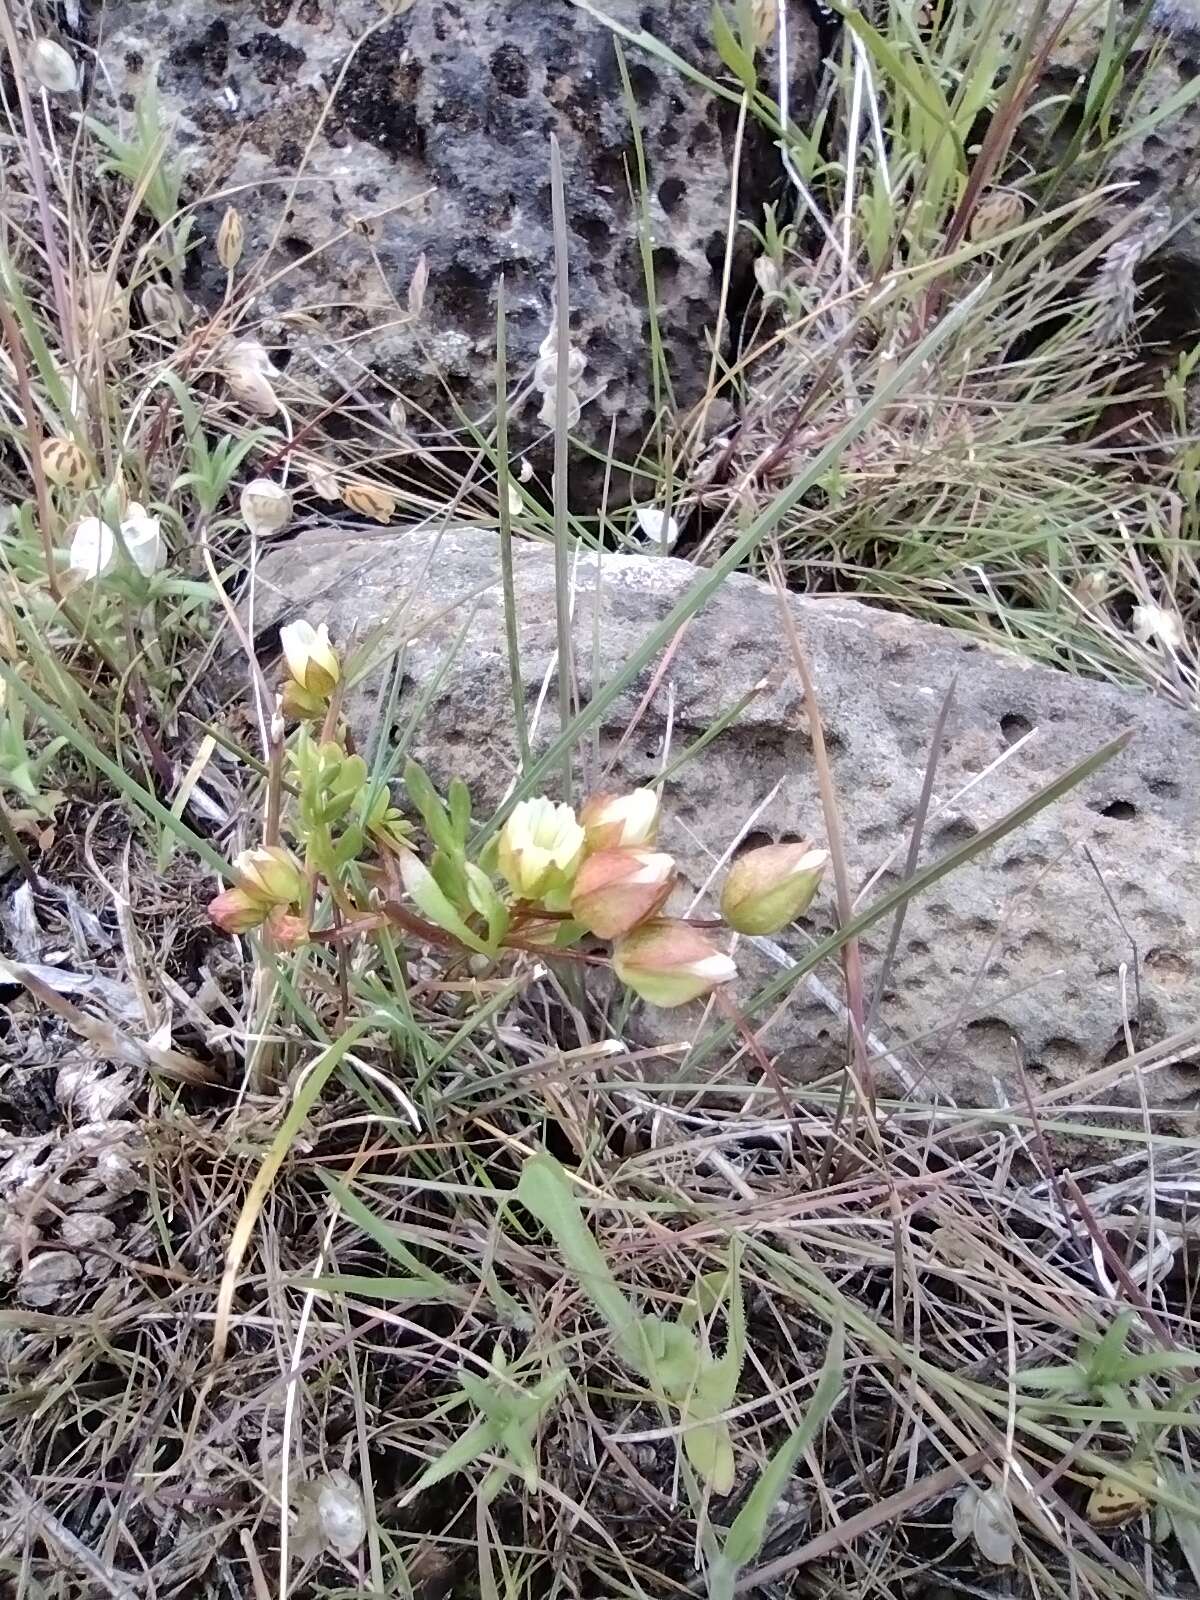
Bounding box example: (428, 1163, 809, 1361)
(579, 787, 659, 852)
(720, 842, 829, 936)
(208, 886, 268, 935)
(233, 845, 305, 908)
(571, 848, 675, 939)
(612, 920, 737, 1008)
(267, 907, 310, 947)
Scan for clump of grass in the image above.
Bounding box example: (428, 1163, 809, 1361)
(636, 0, 1200, 709)
(1, 7, 1199, 1600)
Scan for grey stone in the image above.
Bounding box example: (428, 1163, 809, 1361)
(88, 0, 819, 487)
(254, 528, 1200, 1106)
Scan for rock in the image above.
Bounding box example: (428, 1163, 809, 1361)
(18, 1250, 82, 1308)
(87, 0, 819, 486)
(254, 529, 1200, 1105)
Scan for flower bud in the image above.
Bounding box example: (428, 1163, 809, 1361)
(579, 787, 659, 852)
(571, 848, 674, 939)
(266, 907, 309, 947)
(40, 437, 91, 491)
(613, 921, 737, 1008)
(497, 796, 585, 912)
(342, 481, 396, 523)
(234, 845, 305, 908)
(30, 37, 78, 95)
(208, 885, 268, 934)
(240, 477, 292, 538)
(216, 206, 244, 271)
(279, 620, 339, 698)
(720, 842, 828, 936)
(224, 339, 280, 416)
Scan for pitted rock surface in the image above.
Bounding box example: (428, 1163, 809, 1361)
(254, 529, 1200, 1107)
(87, 0, 819, 484)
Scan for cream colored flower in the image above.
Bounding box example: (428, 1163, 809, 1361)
(497, 796, 585, 910)
(68, 503, 164, 580)
(279, 620, 339, 697)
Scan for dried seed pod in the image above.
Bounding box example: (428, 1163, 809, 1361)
(304, 457, 339, 501)
(968, 190, 1025, 245)
(79, 269, 130, 353)
(140, 280, 186, 337)
(239, 477, 292, 538)
(751, 0, 777, 48)
(223, 338, 280, 417)
(40, 437, 91, 491)
(342, 481, 396, 523)
(30, 37, 78, 95)
(216, 206, 244, 271)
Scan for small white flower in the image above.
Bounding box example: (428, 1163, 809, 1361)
(634, 506, 680, 550)
(68, 504, 165, 581)
(1132, 602, 1185, 652)
(30, 38, 79, 95)
(69, 516, 116, 579)
(120, 501, 166, 575)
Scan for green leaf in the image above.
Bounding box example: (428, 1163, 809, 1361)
(711, 2, 756, 90)
(404, 760, 460, 859)
(448, 777, 472, 842)
(407, 1419, 499, 1497)
(464, 862, 509, 948)
(713, 1317, 845, 1589)
(402, 853, 491, 955)
(514, 1154, 646, 1374)
(683, 1417, 735, 1496)
(318, 1174, 454, 1290)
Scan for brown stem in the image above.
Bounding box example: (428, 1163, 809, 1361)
(0, 291, 62, 601)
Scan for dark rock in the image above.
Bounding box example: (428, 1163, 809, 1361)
(88, 0, 821, 491)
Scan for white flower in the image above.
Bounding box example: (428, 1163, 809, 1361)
(634, 506, 680, 550)
(120, 502, 166, 575)
(1132, 603, 1185, 652)
(68, 503, 165, 581)
(31, 38, 78, 95)
(69, 517, 115, 580)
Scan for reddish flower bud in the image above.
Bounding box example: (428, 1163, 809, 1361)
(208, 885, 267, 935)
(721, 842, 828, 935)
(578, 787, 659, 852)
(612, 920, 737, 1008)
(571, 848, 674, 939)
